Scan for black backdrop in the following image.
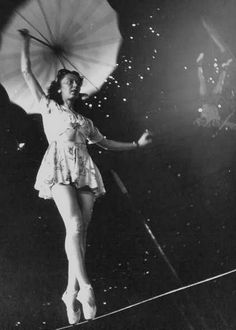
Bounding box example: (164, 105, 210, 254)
(0, 0, 236, 329)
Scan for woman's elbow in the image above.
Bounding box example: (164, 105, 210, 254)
(21, 69, 32, 80)
(97, 138, 110, 150)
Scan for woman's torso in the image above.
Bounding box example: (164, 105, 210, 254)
(39, 96, 100, 147)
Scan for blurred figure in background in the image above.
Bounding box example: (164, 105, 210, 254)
(195, 52, 232, 128)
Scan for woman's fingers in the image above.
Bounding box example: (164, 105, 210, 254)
(18, 29, 30, 38)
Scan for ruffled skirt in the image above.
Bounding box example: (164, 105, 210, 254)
(34, 141, 105, 199)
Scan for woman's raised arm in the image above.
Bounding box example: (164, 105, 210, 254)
(19, 29, 45, 113)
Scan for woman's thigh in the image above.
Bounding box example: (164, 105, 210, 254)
(51, 184, 82, 224)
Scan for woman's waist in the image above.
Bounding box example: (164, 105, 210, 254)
(48, 138, 88, 150)
(46, 126, 87, 144)
(50, 131, 86, 144)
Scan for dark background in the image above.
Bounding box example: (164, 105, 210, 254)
(0, 0, 236, 329)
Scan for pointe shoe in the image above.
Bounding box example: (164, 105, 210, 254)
(222, 58, 232, 69)
(196, 52, 204, 66)
(62, 290, 81, 325)
(77, 284, 97, 320)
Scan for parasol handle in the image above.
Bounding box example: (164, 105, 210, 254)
(18, 29, 66, 68)
(18, 30, 98, 89)
(18, 29, 52, 49)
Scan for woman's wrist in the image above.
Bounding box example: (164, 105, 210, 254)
(133, 141, 140, 149)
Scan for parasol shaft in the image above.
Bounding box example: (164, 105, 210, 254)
(29, 34, 66, 68)
(29, 34, 52, 49)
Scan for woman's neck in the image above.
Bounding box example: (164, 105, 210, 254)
(63, 99, 75, 110)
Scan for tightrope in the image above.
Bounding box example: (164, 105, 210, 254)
(55, 268, 236, 330)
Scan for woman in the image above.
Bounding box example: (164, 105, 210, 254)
(19, 29, 152, 325)
(195, 52, 232, 127)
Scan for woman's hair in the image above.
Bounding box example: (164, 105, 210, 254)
(47, 69, 83, 104)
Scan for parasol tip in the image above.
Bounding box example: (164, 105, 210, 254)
(18, 29, 30, 38)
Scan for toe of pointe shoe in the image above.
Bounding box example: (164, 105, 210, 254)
(62, 291, 81, 325)
(196, 52, 204, 65)
(67, 308, 81, 325)
(77, 285, 97, 320)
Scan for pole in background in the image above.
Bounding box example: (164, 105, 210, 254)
(111, 169, 211, 330)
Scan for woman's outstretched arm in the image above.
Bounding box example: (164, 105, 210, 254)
(20, 29, 45, 112)
(97, 130, 152, 151)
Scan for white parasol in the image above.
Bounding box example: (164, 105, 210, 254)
(0, 0, 122, 113)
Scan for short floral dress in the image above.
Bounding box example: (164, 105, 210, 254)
(34, 95, 106, 199)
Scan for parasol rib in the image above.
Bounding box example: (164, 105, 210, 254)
(72, 37, 122, 52)
(54, 0, 62, 40)
(73, 12, 117, 42)
(66, 51, 116, 68)
(53, 58, 60, 78)
(63, 0, 105, 38)
(37, 0, 55, 43)
(56, 55, 66, 70)
(60, 5, 84, 40)
(15, 10, 51, 45)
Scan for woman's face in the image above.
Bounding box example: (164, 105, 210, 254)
(60, 73, 82, 101)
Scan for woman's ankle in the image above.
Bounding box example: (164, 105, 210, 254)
(65, 287, 78, 295)
(79, 283, 93, 290)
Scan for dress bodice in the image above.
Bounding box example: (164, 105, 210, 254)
(39, 95, 104, 145)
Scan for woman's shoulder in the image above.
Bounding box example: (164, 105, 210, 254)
(39, 95, 61, 114)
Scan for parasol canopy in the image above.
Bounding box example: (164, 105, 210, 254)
(0, 0, 122, 113)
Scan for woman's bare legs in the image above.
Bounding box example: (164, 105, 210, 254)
(76, 189, 97, 319)
(65, 190, 95, 298)
(52, 184, 91, 288)
(51, 184, 96, 321)
(51, 184, 88, 323)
